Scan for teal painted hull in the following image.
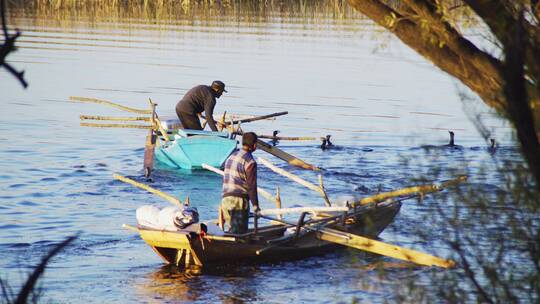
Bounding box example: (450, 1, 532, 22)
(155, 131, 237, 170)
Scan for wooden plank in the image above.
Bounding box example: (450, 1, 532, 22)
(80, 115, 151, 122)
(317, 227, 455, 268)
(256, 139, 319, 171)
(80, 122, 151, 129)
(356, 175, 468, 206)
(257, 157, 330, 206)
(70, 96, 152, 114)
(112, 173, 183, 208)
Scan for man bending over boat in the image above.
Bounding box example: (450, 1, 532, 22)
(220, 132, 260, 234)
(175, 80, 227, 131)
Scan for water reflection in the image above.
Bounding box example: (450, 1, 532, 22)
(139, 264, 262, 303)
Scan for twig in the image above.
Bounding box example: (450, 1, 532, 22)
(0, 0, 27, 88)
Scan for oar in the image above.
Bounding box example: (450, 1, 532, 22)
(70, 96, 152, 114)
(256, 139, 320, 171)
(355, 175, 468, 206)
(260, 213, 455, 268)
(112, 173, 183, 208)
(257, 157, 331, 206)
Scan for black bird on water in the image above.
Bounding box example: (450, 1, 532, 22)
(488, 138, 497, 154)
(445, 131, 463, 149)
(320, 135, 333, 150)
(271, 130, 280, 146)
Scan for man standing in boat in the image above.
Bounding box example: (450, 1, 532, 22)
(220, 132, 260, 234)
(175, 80, 227, 131)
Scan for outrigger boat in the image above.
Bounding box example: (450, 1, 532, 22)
(116, 158, 466, 270)
(71, 96, 319, 176)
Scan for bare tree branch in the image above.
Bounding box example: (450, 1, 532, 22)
(0, 0, 28, 89)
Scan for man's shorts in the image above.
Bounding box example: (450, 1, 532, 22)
(220, 196, 250, 234)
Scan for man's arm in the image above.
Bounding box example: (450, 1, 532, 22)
(245, 161, 259, 209)
(204, 97, 218, 131)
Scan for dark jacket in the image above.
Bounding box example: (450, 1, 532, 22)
(176, 85, 218, 131)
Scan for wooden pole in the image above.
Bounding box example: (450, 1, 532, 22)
(256, 139, 320, 171)
(80, 122, 151, 129)
(112, 173, 183, 208)
(275, 187, 282, 220)
(226, 111, 288, 124)
(80, 115, 151, 122)
(260, 214, 455, 268)
(256, 134, 316, 141)
(259, 206, 348, 216)
(70, 96, 152, 114)
(149, 99, 170, 142)
(257, 157, 330, 206)
(355, 175, 467, 206)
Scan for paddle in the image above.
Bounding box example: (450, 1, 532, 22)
(256, 139, 320, 171)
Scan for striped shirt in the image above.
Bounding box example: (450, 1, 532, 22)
(222, 149, 259, 206)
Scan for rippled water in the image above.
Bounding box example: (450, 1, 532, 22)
(1, 3, 521, 303)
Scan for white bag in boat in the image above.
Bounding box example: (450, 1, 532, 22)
(135, 205, 161, 229)
(158, 206, 184, 230)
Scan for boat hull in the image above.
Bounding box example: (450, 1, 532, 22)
(155, 131, 237, 170)
(137, 201, 401, 268)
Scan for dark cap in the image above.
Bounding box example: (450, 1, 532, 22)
(211, 80, 227, 93)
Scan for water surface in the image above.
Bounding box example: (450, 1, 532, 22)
(1, 2, 518, 303)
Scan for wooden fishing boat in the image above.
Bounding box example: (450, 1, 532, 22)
(71, 96, 319, 175)
(154, 128, 238, 170)
(126, 200, 402, 268)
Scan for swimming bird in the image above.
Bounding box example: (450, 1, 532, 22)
(271, 130, 280, 146)
(488, 138, 497, 154)
(320, 135, 334, 150)
(445, 131, 463, 149)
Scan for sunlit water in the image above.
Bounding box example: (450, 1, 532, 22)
(1, 3, 521, 303)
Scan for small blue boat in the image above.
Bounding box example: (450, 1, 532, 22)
(155, 128, 238, 170)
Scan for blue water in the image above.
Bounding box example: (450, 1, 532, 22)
(1, 4, 522, 303)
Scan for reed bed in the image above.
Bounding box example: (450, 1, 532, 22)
(7, 0, 364, 26)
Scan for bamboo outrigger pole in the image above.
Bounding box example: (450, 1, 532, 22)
(355, 175, 468, 207)
(80, 122, 152, 129)
(70, 96, 152, 114)
(256, 140, 320, 171)
(112, 173, 183, 208)
(80, 115, 151, 122)
(257, 157, 331, 206)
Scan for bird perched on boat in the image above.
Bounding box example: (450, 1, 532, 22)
(320, 135, 334, 150)
(175, 80, 227, 131)
(445, 131, 463, 149)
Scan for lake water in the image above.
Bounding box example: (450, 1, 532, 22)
(1, 2, 521, 303)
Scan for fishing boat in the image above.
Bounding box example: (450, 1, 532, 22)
(125, 200, 402, 268)
(117, 159, 464, 270)
(154, 122, 238, 170)
(71, 96, 319, 176)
